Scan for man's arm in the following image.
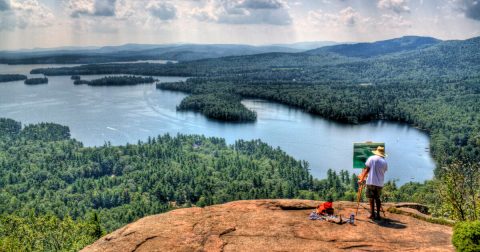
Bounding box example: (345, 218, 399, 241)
(358, 166, 369, 183)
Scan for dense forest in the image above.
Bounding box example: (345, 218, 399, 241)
(72, 76, 156, 86)
(0, 74, 27, 83)
(24, 77, 48, 85)
(0, 118, 439, 250)
(30, 37, 480, 83)
(0, 118, 314, 231)
(0, 212, 103, 251)
(306, 36, 440, 58)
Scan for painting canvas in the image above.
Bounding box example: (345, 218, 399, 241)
(353, 142, 385, 169)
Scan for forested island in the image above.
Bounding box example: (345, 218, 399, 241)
(72, 76, 156, 86)
(177, 93, 257, 121)
(0, 118, 436, 250)
(73, 79, 91, 85)
(71, 75, 81, 80)
(24, 77, 48, 85)
(0, 74, 27, 83)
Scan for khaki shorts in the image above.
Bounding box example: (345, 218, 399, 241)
(366, 185, 382, 199)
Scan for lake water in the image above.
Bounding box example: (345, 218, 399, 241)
(0, 64, 435, 184)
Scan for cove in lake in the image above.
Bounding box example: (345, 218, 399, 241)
(0, 64, 435, 184)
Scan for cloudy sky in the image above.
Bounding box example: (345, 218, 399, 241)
(0, 0, 479, 50)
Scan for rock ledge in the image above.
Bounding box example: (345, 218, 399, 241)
(82, 199, 453, 252)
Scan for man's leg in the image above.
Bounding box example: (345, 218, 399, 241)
(369, 198, 375, 219)
(375, 186, 383, 219)
(375, 197, 381, 219)
(366, 185, 375, 219)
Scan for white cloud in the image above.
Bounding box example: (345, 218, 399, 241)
(308, 6, 369, 28)
(378, 13, 412, 28)
(191, 0, 292, 25)
(68, 0, 94, 18)
(2, 0, 480, 50)
(0, 0, 54, 30)
(339, 6, 359, 26)
(93, 0, 116, 16)
(237, 0, 286, 9)
(147, 1, 177, 21)
(69, 0, 117, 18)
(378, 0, 410, 14)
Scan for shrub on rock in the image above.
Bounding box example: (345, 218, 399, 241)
(453, 221, 480, 252)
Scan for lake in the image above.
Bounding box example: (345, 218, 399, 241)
(0, 64, 435, 184)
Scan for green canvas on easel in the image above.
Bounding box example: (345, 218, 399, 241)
(353, 142, 385, 169)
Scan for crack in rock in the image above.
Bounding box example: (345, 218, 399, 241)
(131, 235, 158, 252)
(124, 231, 136, 237)
(219, 227, 236, 236)
(338, 244, 373, 249)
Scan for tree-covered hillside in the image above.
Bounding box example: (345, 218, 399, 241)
(0, 118, 443, 251)
(306, 36, 440, 58)
(31, 36, 480, 83)
(0, 118, 313, 232)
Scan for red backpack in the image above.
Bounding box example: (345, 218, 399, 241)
(316, 201, 334, 215)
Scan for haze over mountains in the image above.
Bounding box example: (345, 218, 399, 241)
(0, 42, 329, 64)
(306, 36, 441, 58)
(31, 35, 480, 84)
(0, 36, 454, 65)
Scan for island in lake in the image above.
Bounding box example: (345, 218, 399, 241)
(24, 77, 48, 85)
(73, 75, 156, 86)
(0, 74, 27, 83)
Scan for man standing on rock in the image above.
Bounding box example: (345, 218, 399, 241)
(363, 146, 388, 220)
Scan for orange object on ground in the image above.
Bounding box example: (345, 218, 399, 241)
(316, 202, 334, 215)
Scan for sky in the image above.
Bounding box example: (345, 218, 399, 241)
(0, 0, 480, 50)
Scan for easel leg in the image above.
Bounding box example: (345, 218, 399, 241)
(355, 184, 364, 216)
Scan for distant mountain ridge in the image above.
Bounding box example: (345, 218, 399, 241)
(269, 41, 340, 50)
(0, 43, 304, 64)
(31, 35, 480, 84)
(0, 36, 468, 64)
(306, 36, 441, 58)
(107, 44, 302, 61)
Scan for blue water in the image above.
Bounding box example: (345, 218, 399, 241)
(0, 64, 435, 184)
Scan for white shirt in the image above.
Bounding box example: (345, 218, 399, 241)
(365, 155, 388, 187)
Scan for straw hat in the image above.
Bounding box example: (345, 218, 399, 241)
(372, 146, 387, 158)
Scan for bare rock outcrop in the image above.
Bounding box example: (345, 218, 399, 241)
(82, 200, 453, 252)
